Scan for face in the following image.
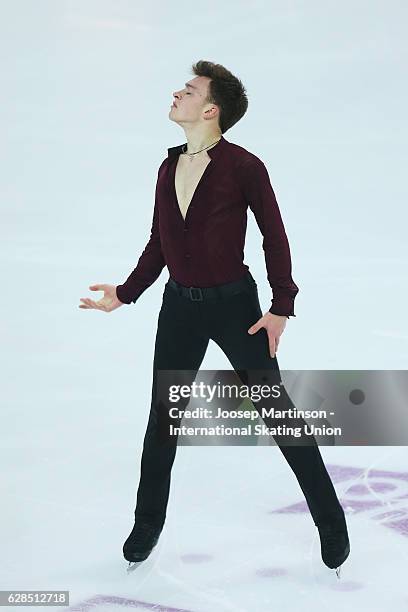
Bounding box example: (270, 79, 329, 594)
(169, 76, 218, 127)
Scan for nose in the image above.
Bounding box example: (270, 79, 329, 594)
(173, 87, 185, 99)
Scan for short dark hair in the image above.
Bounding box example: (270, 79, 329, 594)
(191, 60, 248, 133)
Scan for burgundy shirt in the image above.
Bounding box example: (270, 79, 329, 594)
(115, 135, 299, 317)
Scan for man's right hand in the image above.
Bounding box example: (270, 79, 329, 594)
(79, 284, 124, 312)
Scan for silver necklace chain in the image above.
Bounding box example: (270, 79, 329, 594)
(182, 137, 222, 162)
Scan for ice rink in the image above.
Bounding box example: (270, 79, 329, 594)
(2, 1, 407, 610)
(2, 439, 408, 611)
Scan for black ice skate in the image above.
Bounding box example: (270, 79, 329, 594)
(316, 511, 350, 578)
(123, 520, 163, 569)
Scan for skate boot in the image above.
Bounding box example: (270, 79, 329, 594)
(316, 510, 350, 578)
(123, 519, 163, 565)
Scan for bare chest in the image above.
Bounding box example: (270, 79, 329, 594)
(174, 153, 212, 220)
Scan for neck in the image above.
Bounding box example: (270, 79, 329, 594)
(182, 128, 222, 154)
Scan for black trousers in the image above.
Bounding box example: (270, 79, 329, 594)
(134, 272, 343, 529)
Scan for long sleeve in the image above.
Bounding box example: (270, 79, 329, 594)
(240, 157, 299, 318)
(115, 172, 166, 305)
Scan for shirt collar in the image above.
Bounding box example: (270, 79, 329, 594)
(167, 135, 227, 160)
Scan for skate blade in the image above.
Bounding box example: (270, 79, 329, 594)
(125, 540, 160, 573)
(335, 565, 342, 579)
(126, 561, 143, 573)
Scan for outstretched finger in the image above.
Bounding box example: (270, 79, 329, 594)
(248, 319, 262, 334)
(80, 297, 100, 309)
(88, 298, 103, 309)
(266, 330, 277, 358)
(89, 284, 105, 292)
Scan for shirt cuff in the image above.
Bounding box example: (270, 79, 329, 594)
(269, 300, 296, 318)
(116, 285, 134, 305)
(269, 308, 292, 319)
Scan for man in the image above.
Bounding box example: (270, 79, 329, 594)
(79, 60, 350, 576)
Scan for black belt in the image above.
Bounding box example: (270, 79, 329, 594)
(167, 272, 257, 302)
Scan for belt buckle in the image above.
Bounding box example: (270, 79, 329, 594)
(189, 287, 203, 301)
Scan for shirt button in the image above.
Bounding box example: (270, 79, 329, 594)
(185, 253, 191, 258)
(183, 228, 188, 232)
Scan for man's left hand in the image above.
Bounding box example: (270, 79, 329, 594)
(247, 312, 287, 358)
